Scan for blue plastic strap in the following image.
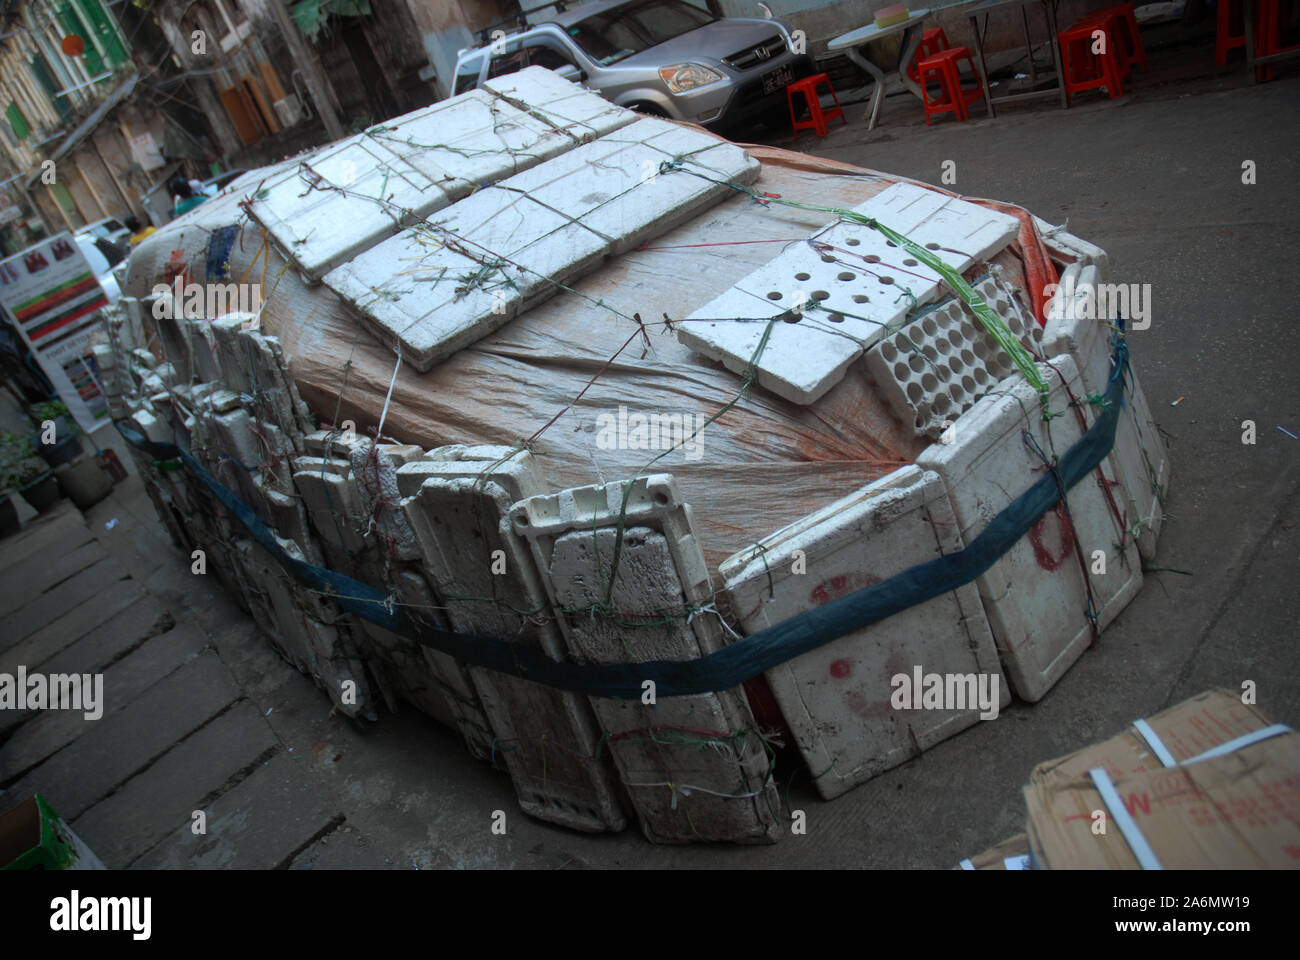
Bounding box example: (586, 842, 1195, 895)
(120, 338, 1130, 700)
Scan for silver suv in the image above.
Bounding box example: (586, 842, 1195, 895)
(451, 0, 815, 131)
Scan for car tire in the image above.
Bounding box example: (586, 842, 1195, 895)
(629, 101, 669, 118)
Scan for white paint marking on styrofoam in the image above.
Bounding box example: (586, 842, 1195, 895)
(719, 466, 1006, 800)
(678, 182, 1019, 405)
(509, 475, 781, 844)
(915, 354, 1143, 702)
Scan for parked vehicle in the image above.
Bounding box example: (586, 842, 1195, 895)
(82, 217, 131, 248)
(451, 0, 814, 131)
(74, 232, 124, 304)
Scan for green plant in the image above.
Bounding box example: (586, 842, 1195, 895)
(0, 432, 38, 489)
(32, 399, 69, 422)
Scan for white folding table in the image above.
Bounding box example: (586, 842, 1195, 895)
(827, 8, 933, 130)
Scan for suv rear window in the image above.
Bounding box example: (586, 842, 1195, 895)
(453, 54, 484, 94)
(568, 0, 714, 66)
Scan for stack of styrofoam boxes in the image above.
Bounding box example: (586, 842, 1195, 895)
(343, 436, 475, 727)
(720, 466, 1008, 798)
(394, 446, 629, 833)
(245, 66, 638, 286)
(1041, 262, 1168, 560)
(325, 115, 759, 372)
(509, 475, 782, 843)
(864, 272, 1045, 438)
(677, 182, 1022, 405)
(915, 355, 1143, 701)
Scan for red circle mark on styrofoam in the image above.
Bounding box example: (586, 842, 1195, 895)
(829, 658, 852, 679)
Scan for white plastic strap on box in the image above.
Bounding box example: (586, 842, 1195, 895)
(1132, 718, 1179, 767)
(1088, 767, 1163, 870)
(1184, 724, 1292, 766)
(959, 858, 975, 870)
(1133, 718, 1291, 768)
(1003, 855, 1031, 870)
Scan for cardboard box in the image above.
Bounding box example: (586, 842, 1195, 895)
(1024, 732, 1300, 869)
(1030, 689, 1278, 785)
(0, 793, 105, 870)
(958, 833, 1034, 870)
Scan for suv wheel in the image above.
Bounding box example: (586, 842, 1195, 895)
(629, 101, 669, 118)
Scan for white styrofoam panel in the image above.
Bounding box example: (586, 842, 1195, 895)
(916, 354, 1143, 702)
(1042, 266, 1169, 561)
(245, 135, 452, 281)
(864, 273, 1045, 438)
(509, 476, 781, 844)
(323, 190, 607, 371)
(401, 454, 628, 832)
(498, 116, 759, 255)
(366, 88, 582, 189)
(677, 286, 862, 405)
(327, 117, 755, 373)
(719, 466, 1007, 800)
(483, 66, 635, 139)
(678, 182, 1019, 405)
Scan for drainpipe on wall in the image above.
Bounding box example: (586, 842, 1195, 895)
(266, 0, 344, 142)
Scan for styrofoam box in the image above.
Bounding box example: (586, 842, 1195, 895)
(509, 475, 781, 844)
(916, 354, 1143, 702)
(1031, 216, 1110, 276)
(400, 450, 628, 833)
(720, 465, 1007, 799)
(678, 182, 1020, 405)
(1042, 265, 1169, 560)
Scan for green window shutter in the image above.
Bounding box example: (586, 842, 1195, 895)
(74, 0, 128, 68)
(6, 102, 30, 140)
(50, 182, 76, 214)
(30, 55, 70, 119)
(58, 4, 105, 78)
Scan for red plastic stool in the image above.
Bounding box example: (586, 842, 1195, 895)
(1216, 0, 1247, 65)
(786, 73, 847, 139)
(916, 47, 981, 124)
(908, 26, 951, 83)
(1058, 19, 1126, 103)
(1077, 3, 1147, 76)
(1253, 0, 1294, 81)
